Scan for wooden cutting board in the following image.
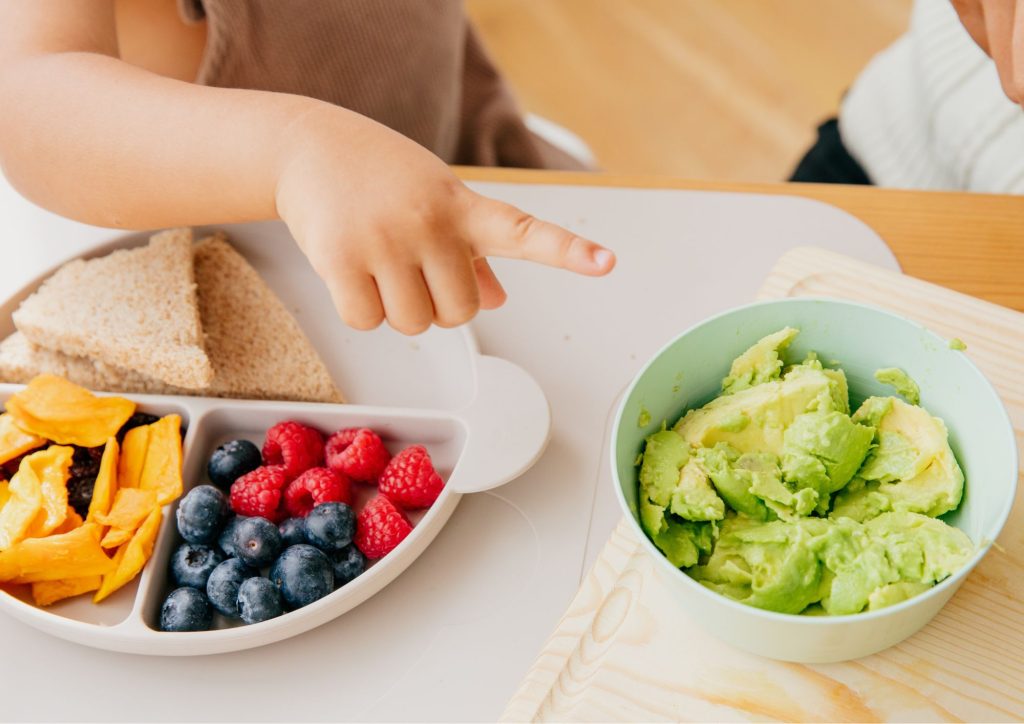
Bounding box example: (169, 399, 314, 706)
(502, 247, 1024, 723)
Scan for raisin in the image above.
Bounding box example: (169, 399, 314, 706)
(116, 412, 161, 443)
(69, 446, 102, 479)
(67, 476, 97, 519)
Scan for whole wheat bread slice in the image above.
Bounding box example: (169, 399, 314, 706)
(189, 233, 342, 402)
(1, 234, 343, 403)
(12, 228, 212, 389)
(0, 332, 175, 394)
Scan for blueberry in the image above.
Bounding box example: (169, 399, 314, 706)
(237, 577, 283, 624)
(218, 516, 248, 558)
(176, 485, 229, 544)
(279, 517, 307, 548)
(231, 516, 282, 568)
(206, 558, 259, 618)
(207, 439, 262, 491)
(160, 587, 212, 632)
(170, 543, 224, 589)
(66, 476, 96, 519)
(304, 502, 355, 553)
(270, 544, 334, 610)
(331, 545, 366, 586)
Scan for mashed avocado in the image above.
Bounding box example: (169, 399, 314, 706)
(637, 328, 972, 616)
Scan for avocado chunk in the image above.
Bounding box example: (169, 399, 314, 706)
(833, 397, 963, 521)
(874, 367, 921, 405)
(689, 512, 972, 615)
(698, 444, 817, 522)
(670, 458, 726, 522)
(818, 512, 973, 615)
(641, 496, 717, 568)
(638, 429, 690, 508)
(697, 444, 773, 521)
(741, 452, 819, 521)
(721, 327, 798, 395)
(866, 582, 932, 611)
(676, 363, 847, 458)
(857, 430, 918, 483)
(781, 410, 875, 513)
(689, 516, 831, 615)
(637, 430, 723, 566)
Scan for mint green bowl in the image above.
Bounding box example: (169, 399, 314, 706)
(612, 298, 1017, 663)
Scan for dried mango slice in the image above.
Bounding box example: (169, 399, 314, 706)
(86, 437, 119, 522)
(96, 489, 157, 529)
(0, 413, 45, 465)
(100, 529, 131, 550)
(93, 506, 162, 603)
(5, 374, 135, 448)
(23, 445, 72, 538)
(139, 415, 182, 505)
(97, 488, 158, 549)
(0, 467, 43, 551)
(53, 505, 84, 534)
(0, 480, 9, 511)
(118, 425, 150, 489)
(32, 575, 102, 606)
(0, 523, 114, 583)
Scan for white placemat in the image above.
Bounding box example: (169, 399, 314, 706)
(0, 174, 897, 721)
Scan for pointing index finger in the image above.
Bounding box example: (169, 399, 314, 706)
(464, 195, 615, 276)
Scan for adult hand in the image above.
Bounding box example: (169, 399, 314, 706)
(950, 0, 1024, 103)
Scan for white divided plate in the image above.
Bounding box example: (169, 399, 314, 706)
(0, 224, 551, 655)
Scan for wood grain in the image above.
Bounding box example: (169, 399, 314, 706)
(467, 0, 911, 181)
(458, 168, 1024, 312)
(501, 247, 1024, 723)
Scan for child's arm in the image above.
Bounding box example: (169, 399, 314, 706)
(0, 1, 615, 334)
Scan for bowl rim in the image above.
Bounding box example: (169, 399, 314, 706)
(611, 296, 1019, 624)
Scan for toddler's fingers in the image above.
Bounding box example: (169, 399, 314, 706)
(327, 270, 385, 331)
(463, 195, 615, 277)
(422, 253, 480, 328)
(375, 265, 434, 336)
(474, 258, 507, 310)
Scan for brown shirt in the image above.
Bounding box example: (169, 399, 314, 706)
(177, 0, 582, 169)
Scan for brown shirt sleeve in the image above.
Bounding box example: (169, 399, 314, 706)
(179, 0, 585, 169)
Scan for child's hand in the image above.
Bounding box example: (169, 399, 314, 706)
(950, 0, 1024, 104)
(275, 107, 615, 335)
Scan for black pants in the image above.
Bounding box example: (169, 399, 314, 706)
(790, 118, 872, 185)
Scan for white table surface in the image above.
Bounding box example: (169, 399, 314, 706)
(0, 175, 898, 722)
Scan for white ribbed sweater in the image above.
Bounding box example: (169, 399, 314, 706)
(839, 0, 1024, 193)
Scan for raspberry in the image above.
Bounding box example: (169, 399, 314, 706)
(283, 467, 352, 518)
(262, 421, 324, 479)
(378, 445, 445, 509)
(355, 496, 413, 559)
(230, 466, 288, 520)
(326, 428, 390, 483)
